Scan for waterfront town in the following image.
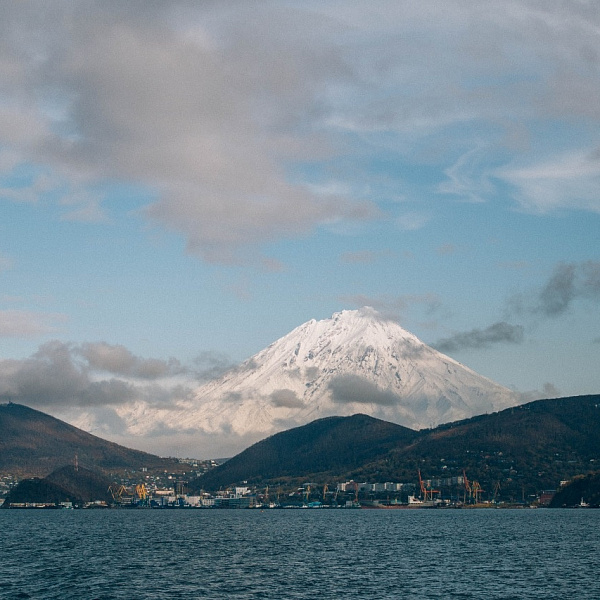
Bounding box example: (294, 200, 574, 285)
(1, 467, 562, 509)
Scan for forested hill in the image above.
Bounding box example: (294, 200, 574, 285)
(2, 465, 115, 506)
(190, 395, 600, 499)
(0, 402, 183, 477)
(189, 413, 419, 491)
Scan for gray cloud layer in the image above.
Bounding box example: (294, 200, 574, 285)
(509, 261, 600, 318)
(434, 322, 525, 353)
(434, 261, 600, 354)
(0, 340, 196, 409)
(329, 374, 400, 406)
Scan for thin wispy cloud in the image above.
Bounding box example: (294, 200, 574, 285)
(0, 310, 66, 337)
(341, 294, 443, 323)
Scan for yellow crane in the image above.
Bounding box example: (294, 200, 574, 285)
(304, 485, 311, 504)
(108, 484, 127, 503)
(135, 483, 148, 503)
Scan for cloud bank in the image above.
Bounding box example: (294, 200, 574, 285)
(0, 340, 205, 409)
(1, 2, 600, 263)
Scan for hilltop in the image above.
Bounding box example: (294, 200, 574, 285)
(2, 465, 114, 507)
(190, 413, 418, 491)
(0, 402, 185, 478)
(549, 472, 600, 508)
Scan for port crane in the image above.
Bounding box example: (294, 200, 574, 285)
(418, 470, 439, 502)
(108, 484, 127, 503)
(304, 485, 311, 504)
(493, 481, 501, 502)
(471, 480, 484, 504)
(462, 469, 472, 504)
(135, 483, 148, 502)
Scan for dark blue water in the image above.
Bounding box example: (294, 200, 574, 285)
(1, 509, 599, 599)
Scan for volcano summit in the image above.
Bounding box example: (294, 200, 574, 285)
(110, 308, 520, 454)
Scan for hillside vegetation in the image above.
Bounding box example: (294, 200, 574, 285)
(2, 465, 114, 506)
(549, 471, 600, 508)
(191, 395, 600, 501)
(0, 402, 184, 477)
(190, 414, 418, 491)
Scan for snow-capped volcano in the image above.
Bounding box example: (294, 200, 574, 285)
(115, 308, 519, 451)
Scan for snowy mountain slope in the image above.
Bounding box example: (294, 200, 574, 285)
(113, 307, 520, 445)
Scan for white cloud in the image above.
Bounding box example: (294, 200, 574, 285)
(0, 310, 66, 337)
(496, 150, 600, 213)
(1, 1, 600, 260)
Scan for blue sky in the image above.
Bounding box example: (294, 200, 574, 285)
(1, 1, 599, 446)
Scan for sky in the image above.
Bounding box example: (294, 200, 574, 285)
(1, 1, 599, 456)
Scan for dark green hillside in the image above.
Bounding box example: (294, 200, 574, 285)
(190, 414, 418, 491)
(0, 402, 184, 477)
(1, 478, 76, 506)
(549, 472, 600, 508)
(2, 465, 114, 506)
(46, 465, 114, 503)
(353, 395, 600, 500)
(190, 395, 600, 501)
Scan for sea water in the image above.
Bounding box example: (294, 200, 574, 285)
(0, 508, 598, 599)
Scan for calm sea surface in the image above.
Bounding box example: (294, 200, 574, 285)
(0, 509, 599, 599)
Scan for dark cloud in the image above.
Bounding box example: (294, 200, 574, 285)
(270, 389, 304, 409)
(80, 379, 138, 407)
(329, 375, 400, 406)
(0, 340, 194, 409)
(508, 261, 600, 319)
(537, 263, 577, 316)
(434, 322, 524, 353)
(0, 341, 89, 406)
(581, 260, 600, 299)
